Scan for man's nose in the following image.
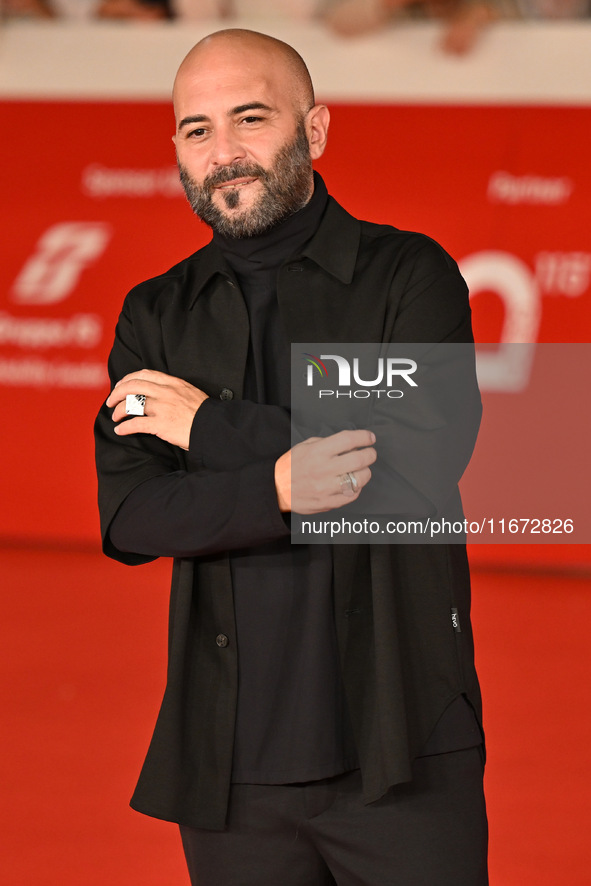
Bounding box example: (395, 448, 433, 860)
(210, 127, 247, 167)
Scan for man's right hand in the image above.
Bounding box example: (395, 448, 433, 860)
(274, 429, 377, 514)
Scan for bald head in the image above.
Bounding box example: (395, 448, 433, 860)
(171, 29, 329, 238)
(173, 29, 315, 120)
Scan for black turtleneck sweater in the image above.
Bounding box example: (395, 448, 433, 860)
(212, 173, 327, 408)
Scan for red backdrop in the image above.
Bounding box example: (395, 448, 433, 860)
(1, 100, 589, 566)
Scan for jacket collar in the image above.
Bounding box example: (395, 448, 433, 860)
(301, 196, 360, 284)
(186, 241, 235, 310)
(186, 192, 361, 309)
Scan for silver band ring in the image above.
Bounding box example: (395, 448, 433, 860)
(340, 471, 358, 496)
(125, 393, 146, 416)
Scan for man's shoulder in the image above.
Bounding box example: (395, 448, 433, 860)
(326, 197, 461, 273)
(361, 220, 461, 277)
(123, 240, 219, 311)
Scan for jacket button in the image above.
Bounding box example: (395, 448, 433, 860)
(216, 633, 229, 648)
(219, 388, 234, 401)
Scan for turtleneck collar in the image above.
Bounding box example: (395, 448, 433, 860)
(212, 172, 329, 274)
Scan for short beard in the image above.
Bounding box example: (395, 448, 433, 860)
(178, 120, 314, 238)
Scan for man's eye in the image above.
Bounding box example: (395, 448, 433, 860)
(188, 128, 206, 138)
(242, 116, 263, 124)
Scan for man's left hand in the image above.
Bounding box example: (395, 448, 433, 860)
(106, 369, 208, 451)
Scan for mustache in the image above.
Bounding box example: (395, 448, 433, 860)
(204, 163, 267, 190)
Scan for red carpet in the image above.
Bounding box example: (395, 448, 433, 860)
(1, 547, 589, 884)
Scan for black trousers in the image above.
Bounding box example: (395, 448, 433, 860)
(180, 747, 488, 886)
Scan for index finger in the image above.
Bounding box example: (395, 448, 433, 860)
(110, 368, 168, 390)
(321, 429, 376, 456)
(106, 370, 164, 407)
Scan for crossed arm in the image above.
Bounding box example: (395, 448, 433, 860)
(97, 237, 478, 561)
(106, 368, 376, 514)
(102, 368, 377, 559)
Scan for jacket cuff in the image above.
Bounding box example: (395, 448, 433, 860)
(187, 397, 222, 468)
(240, 459, 291, 540)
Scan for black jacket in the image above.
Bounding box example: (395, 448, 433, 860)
(94, 196, 483, 830)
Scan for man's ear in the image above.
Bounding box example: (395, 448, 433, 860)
(306, 105, 330, 160)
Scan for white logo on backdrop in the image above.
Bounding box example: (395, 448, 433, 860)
(11, 221, 111, 305)
(2, 222, 111, 389)
(460, 251, 541, 392)
(0, 313, 102, 349)
(535, 252, 591, 298)
(487, 171, 573, 205)
(82, 165, 183, 199)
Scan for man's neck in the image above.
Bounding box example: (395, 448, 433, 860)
(212, 172, 328, 272)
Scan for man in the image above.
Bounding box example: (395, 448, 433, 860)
(95, 29, 487, 885)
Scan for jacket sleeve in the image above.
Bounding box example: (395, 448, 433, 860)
(94, 295, 290, 565)
(363, 344, 481, 518)
(289, 237, 481, 519)
(187, 397, 291, 472)
(368, 239, 482, 516)
(107, 461, 290, 560)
